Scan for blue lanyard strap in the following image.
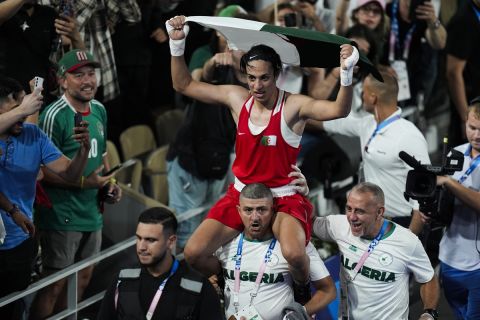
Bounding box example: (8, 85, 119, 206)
(458, 145, 480, 184)
(365, 115, 401, 152)
(389, 0, 417, 62)
(233, 233, 277, 312)
(351, 220, 389, 281)
(473, 1, 480, 23)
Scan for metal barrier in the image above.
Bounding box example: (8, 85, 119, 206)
(0, 186, 332, 319)
(0, 188, 212, 320)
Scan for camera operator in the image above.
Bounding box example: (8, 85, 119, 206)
(426, 98, 480, 319)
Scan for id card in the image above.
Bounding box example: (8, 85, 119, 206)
(234, 304, 263, 320)
(391, 60, 411, 102)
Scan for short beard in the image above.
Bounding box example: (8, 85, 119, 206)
(71, 93, 94, 103)
(138, 249, 168, 269)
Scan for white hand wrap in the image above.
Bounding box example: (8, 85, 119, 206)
(165, 20, 189, 56)
(340, 46, 359, 87)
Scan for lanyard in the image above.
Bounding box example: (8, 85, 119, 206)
(341, 220, 389, 319)
(350, 220, 389, 281)
(233, 233, 277, 313)
(364, 115, 401, 152)
(389, 0, 417, 62)
(114, 259, 179, 318)
(473, 1, 480, 23)
(146, 259, 179, 320)
(458, 145, 480, 184)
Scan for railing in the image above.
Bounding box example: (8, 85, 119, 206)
(0, 186, 330, 319)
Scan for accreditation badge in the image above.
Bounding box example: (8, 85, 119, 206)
(391, 60, 411, 102)
(234, 304, 263, 320)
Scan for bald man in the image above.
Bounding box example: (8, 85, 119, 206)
(308, 71, 430, 234)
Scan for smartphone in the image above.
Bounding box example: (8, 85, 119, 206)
(409, 0, 428, 21)
(104, 159, 137, 176)
(59, 0, 74, 17)
(74, 112, 83, 127)
(34, 76, 44, 91)
(284, 13, 297, 27)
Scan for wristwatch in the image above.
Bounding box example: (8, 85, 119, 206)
(7, 204, 20, 217)
(429, 19, 441, 30)
(423, 309, 439, 319)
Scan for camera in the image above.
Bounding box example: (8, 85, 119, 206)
(74, 112, 83, 128)
(399, 139, 464, 225)
(283, 13, 298, 27)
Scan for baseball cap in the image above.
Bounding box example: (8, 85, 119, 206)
(355, 0, 386, 11)
(57, 49, 101, 76)
(217, 4, 247, 17)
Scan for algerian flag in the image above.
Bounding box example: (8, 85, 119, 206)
(261, 135, 277, 146)
(186, 16, 382, 81)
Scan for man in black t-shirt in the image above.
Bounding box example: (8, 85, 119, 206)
(446, 0, 480, 146)
(97, 207, 223, 320)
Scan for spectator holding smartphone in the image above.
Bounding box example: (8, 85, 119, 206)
(381, 0, 446, 106)
(29, 50, 122, 319)
(0, 75, 90, 319)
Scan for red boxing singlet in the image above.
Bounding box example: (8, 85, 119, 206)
(232, 90, 300, 187)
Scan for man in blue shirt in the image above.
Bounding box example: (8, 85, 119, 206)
(0, 76, 90, 319)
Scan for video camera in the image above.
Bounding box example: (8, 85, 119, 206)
(399, 138, 464, 225)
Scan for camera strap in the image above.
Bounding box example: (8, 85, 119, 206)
(233, 233, 277, 313)
(458, 145, 480, 184)
(389, 0, 417, 62)
(364, 115, 401, 152)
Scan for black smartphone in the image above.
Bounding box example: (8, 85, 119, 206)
(409, 0, 428, 21)
(59, 0, 74, 18)
(74, 112, 82, 127)
(104, 159, 136, 176)
(284, 13, 297, 27)
(104, 164, 121, 176)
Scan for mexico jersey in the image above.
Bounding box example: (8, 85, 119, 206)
(37, 95, 107, 231)
(232, 90, 301, 187)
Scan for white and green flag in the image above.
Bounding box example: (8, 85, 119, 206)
(186, 16, 382, 81)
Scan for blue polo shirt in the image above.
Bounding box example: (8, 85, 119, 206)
(0, 124, 62, 250)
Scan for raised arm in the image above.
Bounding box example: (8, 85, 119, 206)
(297, 44, 358, 121)
(43, 121, 91, 183)
(166, 16, 247, 119)
(335, 0, 350, 35)
(0, 0, 25, 26)
(416, 2, 446, 50)
(0, 91, 43, 133)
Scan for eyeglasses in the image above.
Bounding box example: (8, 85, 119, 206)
(359, 5, 383, 16)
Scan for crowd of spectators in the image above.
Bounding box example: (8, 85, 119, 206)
(0, 0, 479, 319)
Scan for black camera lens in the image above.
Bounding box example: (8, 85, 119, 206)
(283, 13, 297, 27)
